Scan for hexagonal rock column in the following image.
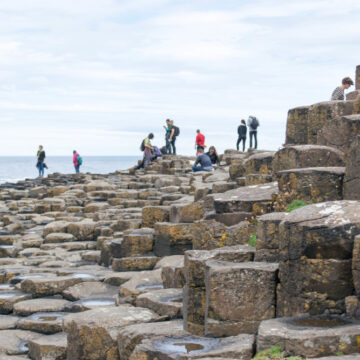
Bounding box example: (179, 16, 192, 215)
(142, 206, 170, 228)
(205, 260, 279, 337)
(276, 167, 345, 203)
(277, 201, 360, 317)
(272, 145, 345, 175)
(317, 114, 360, 155)
(129, 334, 255, 360)
(191, 219, 255, 250)
(307, 101, 355, 144)
(64, 305, 159, 360)
(153, 222, 194, 256)
(213, 182, 279, 216)
(285, 106, 310, 145)
(183, 246, 256, 335)
(344, 136, 360, 200)
(254, 212, 288, 262)
(257, 315, 360, 358)
(244, 152, 276, 175)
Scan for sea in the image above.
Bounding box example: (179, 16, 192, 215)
(0, 156, 141, 184)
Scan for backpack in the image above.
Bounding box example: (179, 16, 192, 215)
(77, 155, 83, 165)
(250, 116, 259, 130)
(140, 139, 145, 152)
(173, 126, 180, 137)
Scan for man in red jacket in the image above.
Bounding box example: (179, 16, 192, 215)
(195, 129, 205, 152)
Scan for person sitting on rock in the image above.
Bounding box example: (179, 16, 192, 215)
(331, 77, 354, 100)
(206, 146, 220, 167)
(143, 133, 154, 169)
(192, 147, 213, 172)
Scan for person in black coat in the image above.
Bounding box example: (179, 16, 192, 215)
(237, 119, 247, 152)
(206, 146, 220, 167)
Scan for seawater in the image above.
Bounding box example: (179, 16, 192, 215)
(0, 156, 141, 184)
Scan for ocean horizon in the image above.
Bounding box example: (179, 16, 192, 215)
(0, 156, 141, 184)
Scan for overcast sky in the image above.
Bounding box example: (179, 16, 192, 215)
(0, 0, 359, 156)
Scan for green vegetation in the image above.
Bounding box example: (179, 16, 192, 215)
(335, 351, 344, 356)
(285, 200, 308, 212)
(248, 233, 257, 247)
(253, 346, 301, 360)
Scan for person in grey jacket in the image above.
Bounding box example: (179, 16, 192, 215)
(247, 116, 259, 149)
(237, 119, 247, 151)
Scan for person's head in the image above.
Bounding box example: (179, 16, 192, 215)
(197, 147, 204, 154)
(73, 150, 77, 154)
(148, 133, 154, 139)
(170, 120, 174, 125)
(166, 119, 170, 125)
(342, 77, 354, 89)
(39, 145, 43, 150)
(241, 119, 246, 125)
(196, 129, 200, 134)
(209, 146, 216, 154)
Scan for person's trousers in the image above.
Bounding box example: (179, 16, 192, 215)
(38, 162, 44, 176)
(166, 137, 172, 154)
(170, 138, 176, 154)
(237, 137, 246, 152)
(249, 131, 258, 149)
(75, 165, 80, 173)
(192, 165, 213, 172)
(166, 138, 176, 154)
(144, 148, 152, 168)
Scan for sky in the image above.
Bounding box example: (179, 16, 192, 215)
(0, 0, 359, 156)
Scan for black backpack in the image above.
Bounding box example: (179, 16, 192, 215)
(250, 116, 259, 130)
(173, 126, 180, 137)
(140, 139, 145, 152)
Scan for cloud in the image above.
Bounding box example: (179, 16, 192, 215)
(0, 0, 359, 156)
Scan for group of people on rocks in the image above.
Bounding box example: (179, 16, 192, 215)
(35, 145, 82, 177)
(139, 115, 260, 172)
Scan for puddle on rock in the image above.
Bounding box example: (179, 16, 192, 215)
(79, 298, 115, 306)
(0, 292, 19, 298)
(153, 336, 220, 355)
(160, 295, 183, 303)
(31, 312, 65, 321)
(10, 274, 45, 284)
(173, 343, 204, 353)
(18, 340, 29, 353)
(69, 273, 96, 279)
(136, 283, 164, 291)
(293, 316, 351, 328)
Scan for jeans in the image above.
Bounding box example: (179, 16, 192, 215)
(249, 131, 257, 149)
(237, 137, 246, 152)
(192, 165, 213, 172)
(166, 137, 176, 154)
(144, 148, 152, 168)
(75, 165, 80, 173)
(38, 162, 44, 176)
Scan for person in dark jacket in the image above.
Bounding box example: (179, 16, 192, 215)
(206, 146, 220, 167)
(237, 119, 247, 151)
(192, 148, 213, 172)
(36, 145, 46, 177)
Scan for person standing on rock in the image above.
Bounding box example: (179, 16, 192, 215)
(237, 119, 247, 152)
(73, 150, 82, 174)
(164, 119, 175, 155)
(36, 145, 46, 177)
(192, 147, 213, 172)
(247, 116, 259, 149)
(331, 77, 354, 100)
(143, 133, 154, 168)
(195, 129, 205, 152)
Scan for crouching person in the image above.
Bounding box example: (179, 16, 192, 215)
(192, 147, 214, 172)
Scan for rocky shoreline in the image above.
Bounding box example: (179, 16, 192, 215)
(1, 72, 360, 359)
